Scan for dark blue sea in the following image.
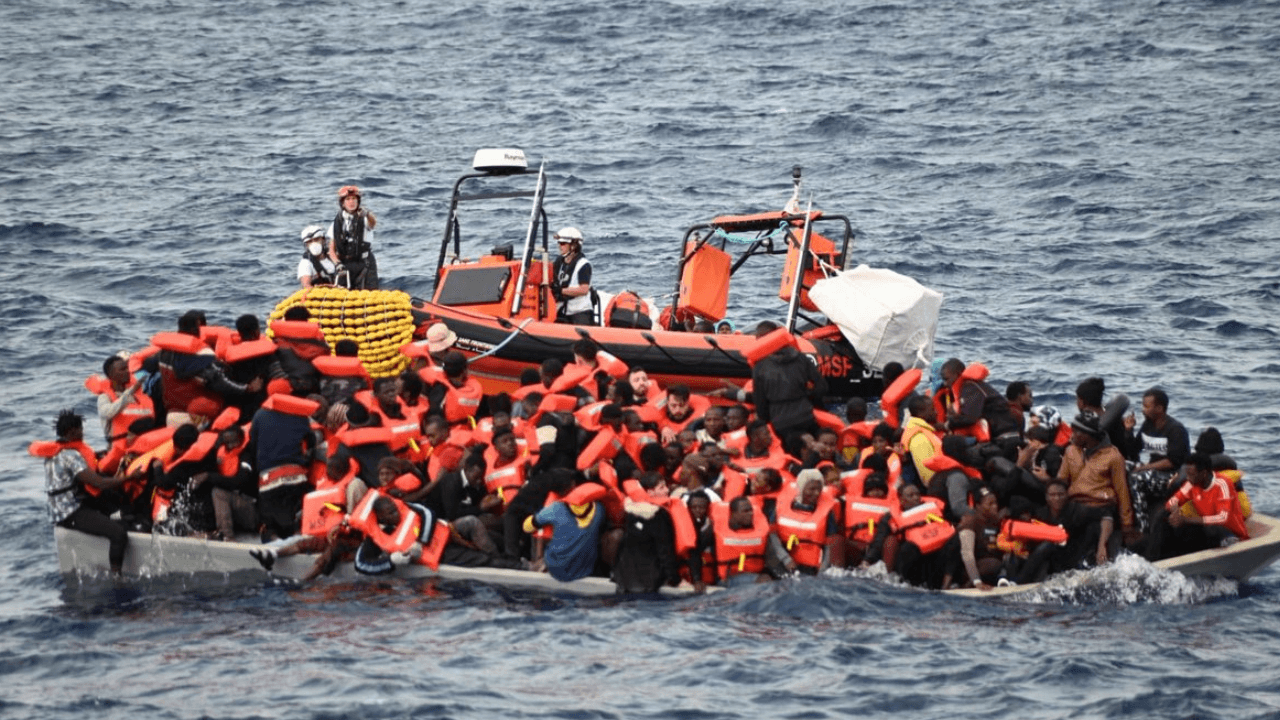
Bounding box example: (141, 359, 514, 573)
(4, 0, 1280, 717)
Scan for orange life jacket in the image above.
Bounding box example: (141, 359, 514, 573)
(301, 484, 348, 537)
(772, 484, 837, 569)
(483, 446, 527, 507)
(29, 440, 101, 497)
(880, 368, 922, 430)
(84, 376, 156, 444)
(347, 490, 450, 570)
(890, 497, 955, 554)
(442, 376, 484, 424)
(220, 337, 278, 364)
(577, 427, 624, 471)
(844, 495, 893, 544)
(269, 320, 329, 361)
(710, 501, 770, 577)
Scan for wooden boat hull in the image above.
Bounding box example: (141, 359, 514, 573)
(411, 300, 880, 400)
(53, 527, 702, 597)
(946, 513, 1280, 599)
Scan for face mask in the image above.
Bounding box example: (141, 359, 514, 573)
(307, 241, 323, 257)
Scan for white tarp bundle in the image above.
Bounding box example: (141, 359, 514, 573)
(808, 264, 943, 371)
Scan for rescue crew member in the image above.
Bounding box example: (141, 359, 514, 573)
(297, 224, 337, 288)
(552, 226, 596, 325)
(327, 185, 378, 290)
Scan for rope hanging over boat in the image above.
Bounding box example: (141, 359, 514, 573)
(269, 286, 415, 378)
(711, 221, 790, 245)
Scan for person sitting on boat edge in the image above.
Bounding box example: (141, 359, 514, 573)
(612, 472, 683, 594)
(38, 410, 132, 574)
(551, 226, 597, 326)
(524, 474, 607, 581)
(1058, 410, 1140, 553)
(327, 185, 378, 290)
(297, 224, 337, 288)
(687, 495, 797, 594)
(1015, 479, 1113, 584)
(1144, 452, 1248, 562)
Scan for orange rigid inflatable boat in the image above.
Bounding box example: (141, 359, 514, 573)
(407, 150, 881, 401)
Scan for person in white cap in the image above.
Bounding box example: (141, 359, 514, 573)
(551, 226, 597, 325)
(297, 225, 337, 288)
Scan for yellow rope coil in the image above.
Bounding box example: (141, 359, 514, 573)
(268, 286, 415, 378)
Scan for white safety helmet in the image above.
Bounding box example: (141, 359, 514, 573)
(300, 224, 326, 243)
(554, 227, 584, 244)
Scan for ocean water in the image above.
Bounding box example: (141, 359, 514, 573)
(4, 0, 1280, 718)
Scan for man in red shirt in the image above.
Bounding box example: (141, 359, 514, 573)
(1145, 452, 1248, 561)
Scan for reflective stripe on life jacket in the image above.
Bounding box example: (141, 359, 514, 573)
(844, 495, 893, 544)
(772, 484, 836, 569)
(710, 501, 770, 576)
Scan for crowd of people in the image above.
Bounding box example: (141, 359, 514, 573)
(37, 302, 1253, 592)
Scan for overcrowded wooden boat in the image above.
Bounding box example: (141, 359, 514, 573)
(56, 513, 1280, 599)
(945, 513, 1280, 599)
(53, 526, 706, 596)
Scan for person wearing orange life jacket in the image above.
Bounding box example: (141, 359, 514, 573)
(151, 423, 223, 535)
(483, 425, 528, 511)
(689, 496, 797, 593)
(348, 494, 450, 575)
(143, 311, 264, 426)
(418, 413, 466, 486)
(200, 424, 258, 541)
(864, 482, 954, 589)
(843, 472, 893, 568)
(316, 339, 370, 408)
(838, 397, 877, 463)
(800, 427, 852, 472)
(93, 354, 155, 447)
(249, 391, 320, 540)
(1146, 453, 1249, 562)
(938, 358, 1022, 455)
(425, 351, 485, 425)
(357, 376, 420, 454)
(774, 470, 842, 573)
(36, 410, 132, 573)
(572, 337, 626, 401)
(733, 420, 797, 486)
(397, 371, 430, 419)
(267, 306, 327, 396)
(223, 313, 273, 417)
(749, 320, 827, 448)
(652, 383, 709, 445)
